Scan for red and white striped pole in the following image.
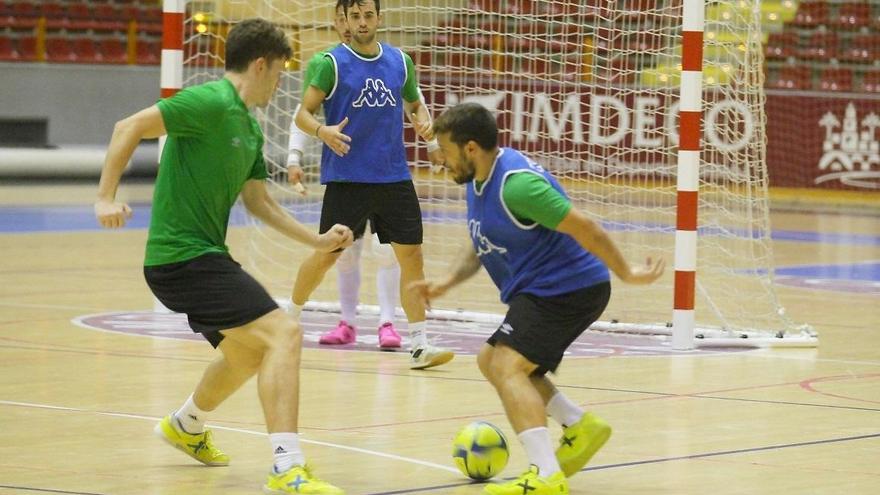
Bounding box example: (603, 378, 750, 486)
(158, 1, 184, 158)
(672, 0, 703, 350)
(154, 0, 184, 315)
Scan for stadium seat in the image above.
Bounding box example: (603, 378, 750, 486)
(799, 31, 838, 61)
(92, 5, 127, 32)
(73, 38, 99, 63)
(0, 35, 16, 61)
(841, 34, 880, 63)
(6, 1, 38, 29)
(136, 39, 160, 65)
(816, 67, 853, 92)
(860, 71, 880, 93)
(99, 38, 127, 64)
(45, 37, 76, 62)
(791, 2, 829, 28)
(764, 31, 798, 60)
(768, 65, 812, 90)
(835, 2, 871, 30)
(17, 35, 36, 60)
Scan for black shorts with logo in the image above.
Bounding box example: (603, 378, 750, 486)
(143, 253, 279, 348)
(319, 181, 422, 245)
(488, 282, 611, 375)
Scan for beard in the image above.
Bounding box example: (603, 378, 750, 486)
(453, 159, 476, 184)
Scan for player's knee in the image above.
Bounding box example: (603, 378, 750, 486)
(394, 245, 424, 271)
(312, 250, 342, 271)
(336, 244, 361, 273)
(477, 346, 494, 379)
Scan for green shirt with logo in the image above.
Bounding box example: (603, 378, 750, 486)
(146, 78, 269, 266)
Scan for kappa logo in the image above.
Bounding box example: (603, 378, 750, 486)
(468, 219, 507, 256)
(352, 78, 397, 108)
(231, 137, 241, 148)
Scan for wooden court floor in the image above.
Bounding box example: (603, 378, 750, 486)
(0, 184, 879, 495)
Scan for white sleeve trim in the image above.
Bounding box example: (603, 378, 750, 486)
(499, 170, 544, 231)
(325, 53, 339, 100)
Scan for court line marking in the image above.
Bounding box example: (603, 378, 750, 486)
(362, 432, 880, 495)
(0, 486, 107, 495)
(0, 400, 460, 475)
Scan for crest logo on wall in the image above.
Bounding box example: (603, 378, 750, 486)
(817, 103, 880, 189)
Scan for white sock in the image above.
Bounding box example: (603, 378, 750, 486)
(408, 321, 427, 348)
(174, 394, 208, 434)
(336, 238, 363, 323)
(270, 432, 305, 473)
(518, 426, 561, 477)
(288, 302, 304, 319)
(337, 268, 360, 323)
(376, 263, 400, 324)
(547, 392, 585, 428)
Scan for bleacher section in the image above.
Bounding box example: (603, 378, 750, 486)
(2, 0, 878, 94)
(0, 0, 160, 64)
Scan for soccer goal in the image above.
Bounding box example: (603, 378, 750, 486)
(166, 0, 816, 348)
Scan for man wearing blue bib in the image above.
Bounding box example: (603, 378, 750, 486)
(413, 103, 665, 495)
(290, 0, 453, 370)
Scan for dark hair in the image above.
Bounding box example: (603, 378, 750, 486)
(343, 0, 380, 16)
(225, 18, 292, 72)
(433, 103, 498, 150)
(335, 0, 346, 11)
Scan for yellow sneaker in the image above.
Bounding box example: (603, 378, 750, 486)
(483, 465, 568, 495)
(556, 412, 611, 477)
(153, 414, 230, 466)
(264, 464, 345, 494)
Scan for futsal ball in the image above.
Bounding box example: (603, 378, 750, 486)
(451, 421, 510, 480)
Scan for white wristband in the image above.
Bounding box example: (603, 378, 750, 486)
(426, 139, 440, 153)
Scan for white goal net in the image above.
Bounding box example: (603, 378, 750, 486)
(178, 0, 814, 346)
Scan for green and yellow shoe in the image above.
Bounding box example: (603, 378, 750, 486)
(556, 412, 611, 477)
(264, 464, 345, 494)
(153, 414, 229, 466)
(482, 465, 568, 495)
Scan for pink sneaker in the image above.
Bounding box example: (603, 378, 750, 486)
(319, 321, 357, 345)
(377, 322, 402, 349)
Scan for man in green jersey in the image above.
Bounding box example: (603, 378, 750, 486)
(95, 18, 350, 495)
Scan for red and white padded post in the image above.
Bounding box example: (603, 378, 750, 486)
(672, 0, 703, 350)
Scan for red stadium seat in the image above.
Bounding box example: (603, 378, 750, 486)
(841, 34, 880, 64)
(860, 71, 880, 93)
(45, 37, 76, 62)
(136, 39, 160, 65)
(799, 31, 838, 61)
(0, 35, 17, 61)
(765, 31, 798, 60)
(816, 67, 853, 92)
(769, 65, 812, 90)
(73, 38, 99, 63)
(17, 35, 36, 60)
(791, 2, 829, 27)
(100, 38, 128, 64)
(836, 2, 871, 30)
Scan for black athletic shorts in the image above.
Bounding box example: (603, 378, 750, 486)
(319, 181, 422, 245)
(488, 282, 611, 375)
(144, 253, 279, 348)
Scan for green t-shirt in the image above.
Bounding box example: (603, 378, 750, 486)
(309, 45, 420, 102)
(302, 46, 337, 98)
(474, 172, 572, 229)
(146, 78, 269, 266)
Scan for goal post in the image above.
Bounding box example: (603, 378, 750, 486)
(166, 0, 816, 348)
